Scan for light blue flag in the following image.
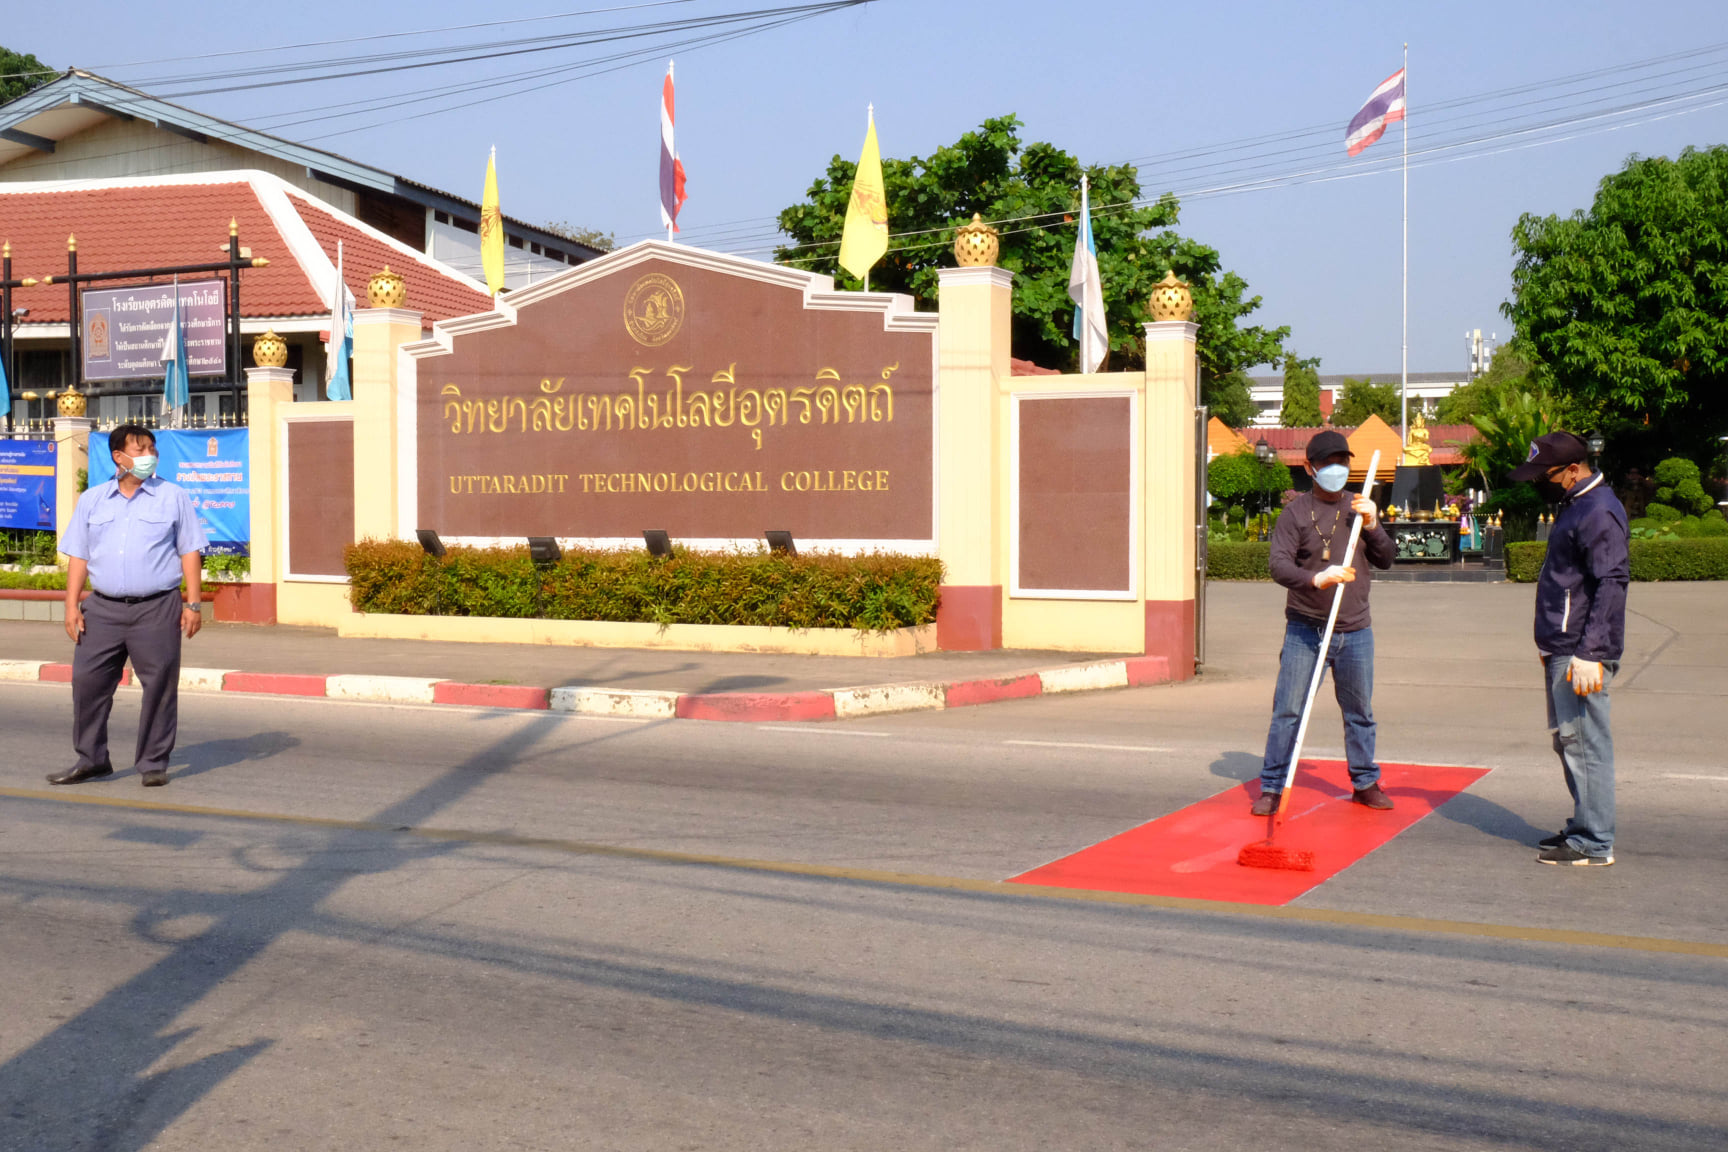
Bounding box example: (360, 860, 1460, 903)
(325, 241, 354, 401)
(1067, 174, 1107, 373)
(160, 277, 190, 416)
(0, 347, 10, 419)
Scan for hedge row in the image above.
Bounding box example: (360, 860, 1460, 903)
(1506, 538, 1728, 582)
(1206, 542, 1272, 581)
(0, 570, 71, 590)
(345, 540, 943, 631)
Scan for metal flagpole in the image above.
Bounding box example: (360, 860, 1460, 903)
(1400, 42, 1409, 445)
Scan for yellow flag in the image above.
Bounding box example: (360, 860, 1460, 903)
(480, 147, 505, 295)
(838, 106, 888, 284)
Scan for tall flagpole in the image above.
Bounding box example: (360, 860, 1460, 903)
(1400, 42, 1409, 445)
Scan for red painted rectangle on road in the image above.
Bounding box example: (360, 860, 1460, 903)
(1008, 760, 1490, 906)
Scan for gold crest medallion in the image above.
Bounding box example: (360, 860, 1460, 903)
(622, 273, 685, 347)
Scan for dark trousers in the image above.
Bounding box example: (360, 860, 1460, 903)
(72, 591, 183, 775)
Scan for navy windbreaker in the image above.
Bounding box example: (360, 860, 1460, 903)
(1533, 473, 1630, 661)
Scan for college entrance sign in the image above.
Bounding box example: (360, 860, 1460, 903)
(405, 246, 937, 547)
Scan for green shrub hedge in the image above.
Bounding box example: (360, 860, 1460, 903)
(1207, 541, 1271, 580)
(345, 540, 943, 631)
(1506, 538, 1728, 582)
(0, 570, 70, 590)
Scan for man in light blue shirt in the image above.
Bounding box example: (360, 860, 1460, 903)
(51, 424, 208, 788)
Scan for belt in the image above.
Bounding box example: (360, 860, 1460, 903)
(92, 588, 178, 605)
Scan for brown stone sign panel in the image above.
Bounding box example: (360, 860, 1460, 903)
(409, 246, 936, 544)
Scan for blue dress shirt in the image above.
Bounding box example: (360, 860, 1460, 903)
(61, 477, 209, 598)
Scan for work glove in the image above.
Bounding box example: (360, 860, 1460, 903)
(1566, 657, 1604, 696)
(1350, 494, 1380, 530)
(1312, 565, 1356, 590)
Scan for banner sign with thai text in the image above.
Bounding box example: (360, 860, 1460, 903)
(413, 254, 937, 545)
(81, 280, 227, 382)
(89, 428, 250, 551)
(0, 439, 56, 531)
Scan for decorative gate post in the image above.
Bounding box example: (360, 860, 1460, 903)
(51, 410, 92, 565)
(1142, 273, 1200, 680)
(244, 361, 295, 624)
(935, 216, 1012, 650)
(350, 267, 421, 543)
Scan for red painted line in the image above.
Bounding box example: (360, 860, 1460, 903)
(223, 672, 329, 698)
(1123, 656, 1171, 686)
(36, 663, 130, 685)
(675, 691, 837, 722)
(943, 673, 1043, 709)
(432, 682, 549, 710)
(1008, 760, 1490, 906)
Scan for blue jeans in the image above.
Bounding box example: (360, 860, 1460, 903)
(1260, 621, 1381, 795)
(1544, 654, 1617, 857)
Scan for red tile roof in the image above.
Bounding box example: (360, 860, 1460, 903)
(0, 175, 491, 326)
(289, 192, 491, 323)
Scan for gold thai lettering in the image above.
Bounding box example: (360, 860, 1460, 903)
(439, 363, 898, 438)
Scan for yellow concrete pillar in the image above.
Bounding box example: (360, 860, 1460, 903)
(244, 366, 294, 622)
(52, 416, 92, 565)
(934, 265, 1013, 649)
(1141, 318, 1200, 679)
(350, 306, 424, 542)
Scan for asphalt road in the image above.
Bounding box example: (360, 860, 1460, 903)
(1, 582, 1724, 1150)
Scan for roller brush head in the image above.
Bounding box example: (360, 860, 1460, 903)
(1237, 842, 1316, 871)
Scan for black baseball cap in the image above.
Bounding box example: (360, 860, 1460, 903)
(1304, 429, 1353, 464)
(1508, 431, 1589, 481)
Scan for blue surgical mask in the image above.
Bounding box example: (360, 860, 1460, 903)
(127, 454, 157, 480)
(1314, 463, 1349, 493)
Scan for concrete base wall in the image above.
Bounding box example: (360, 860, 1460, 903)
(336, 612, 939, 657)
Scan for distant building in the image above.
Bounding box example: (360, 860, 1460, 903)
(0, 70, 603, 289)
(1245, 371, 1467, 428)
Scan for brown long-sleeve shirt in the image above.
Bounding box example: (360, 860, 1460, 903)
(1267, 490, 1395, 632)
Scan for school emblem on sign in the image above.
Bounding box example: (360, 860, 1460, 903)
(86, 311, 111, 359)
(622, 272, 684, 347)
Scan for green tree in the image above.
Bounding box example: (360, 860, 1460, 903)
(1505, 145, 1728, 470)
(1435, 344, 1534, 425)
(1207, 448, 1291, 510)
(541, 220, 615, 252)
(1330, 377, 1401, 426)
(0, 47, 53, 106)
(1279, 354, 1322, 427)
(775, 115, 1290, 405)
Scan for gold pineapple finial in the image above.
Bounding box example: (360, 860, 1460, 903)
(229, 217, 238, 237)
(67, 233, 77, 252)
(953, 214, 1000, 267)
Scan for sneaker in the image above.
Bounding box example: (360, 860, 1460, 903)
(1537, 844, 1614, 866)
(1351, 784, 1394, 810)
(1250, 792, 1280, 817)
(1537, 832, 1568, 849)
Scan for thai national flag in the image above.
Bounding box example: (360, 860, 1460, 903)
(1345, 68, 1406, 156)
(659, 61, 687, 234)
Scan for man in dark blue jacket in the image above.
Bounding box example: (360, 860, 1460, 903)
(1509, 431, 1629, 866)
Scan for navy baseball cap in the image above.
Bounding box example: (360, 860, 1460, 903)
(1508, 431, 1590, 481)
(1304, 429, 1353, 464)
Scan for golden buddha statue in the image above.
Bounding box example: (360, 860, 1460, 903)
(1403, 411, 1433, 466)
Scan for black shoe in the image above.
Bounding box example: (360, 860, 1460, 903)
(1352, 784, 1394, 810)
(1538, 832, 1568, 849)
(140, 769, 169, 788)
(46, 764, 114, 785)
(1250, 792, 1280, 817)
(1537, 844, 1614, 866)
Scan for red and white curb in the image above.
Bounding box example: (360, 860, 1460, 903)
(0, 655, 1172, 722)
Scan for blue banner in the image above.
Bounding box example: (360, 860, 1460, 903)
(0, 440, 56, 531)
(89, 428, 250, 552)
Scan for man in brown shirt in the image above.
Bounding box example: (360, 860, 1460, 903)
(1251, 429, 1398, 815)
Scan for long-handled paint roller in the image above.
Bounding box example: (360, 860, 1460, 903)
(1238, 448, 1383, 872)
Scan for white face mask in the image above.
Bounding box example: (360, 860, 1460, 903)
(123, 453, 157, 480)
(1314, 463, 1349, 493)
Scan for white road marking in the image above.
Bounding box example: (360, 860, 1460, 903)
(1661, 773, 1728, 782)
(0, 681, 652, 723)
(761, 726, 892, 737)
(1004, 740, 1171, 753)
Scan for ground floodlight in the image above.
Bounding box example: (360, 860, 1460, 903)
(527, 536, 562, 563)
(416, 529, 446, 558)
(764, 530, 796, 556)
(643, 530, 672, 558)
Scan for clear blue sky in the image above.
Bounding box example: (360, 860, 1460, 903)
(11, 0, 1728, 375)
